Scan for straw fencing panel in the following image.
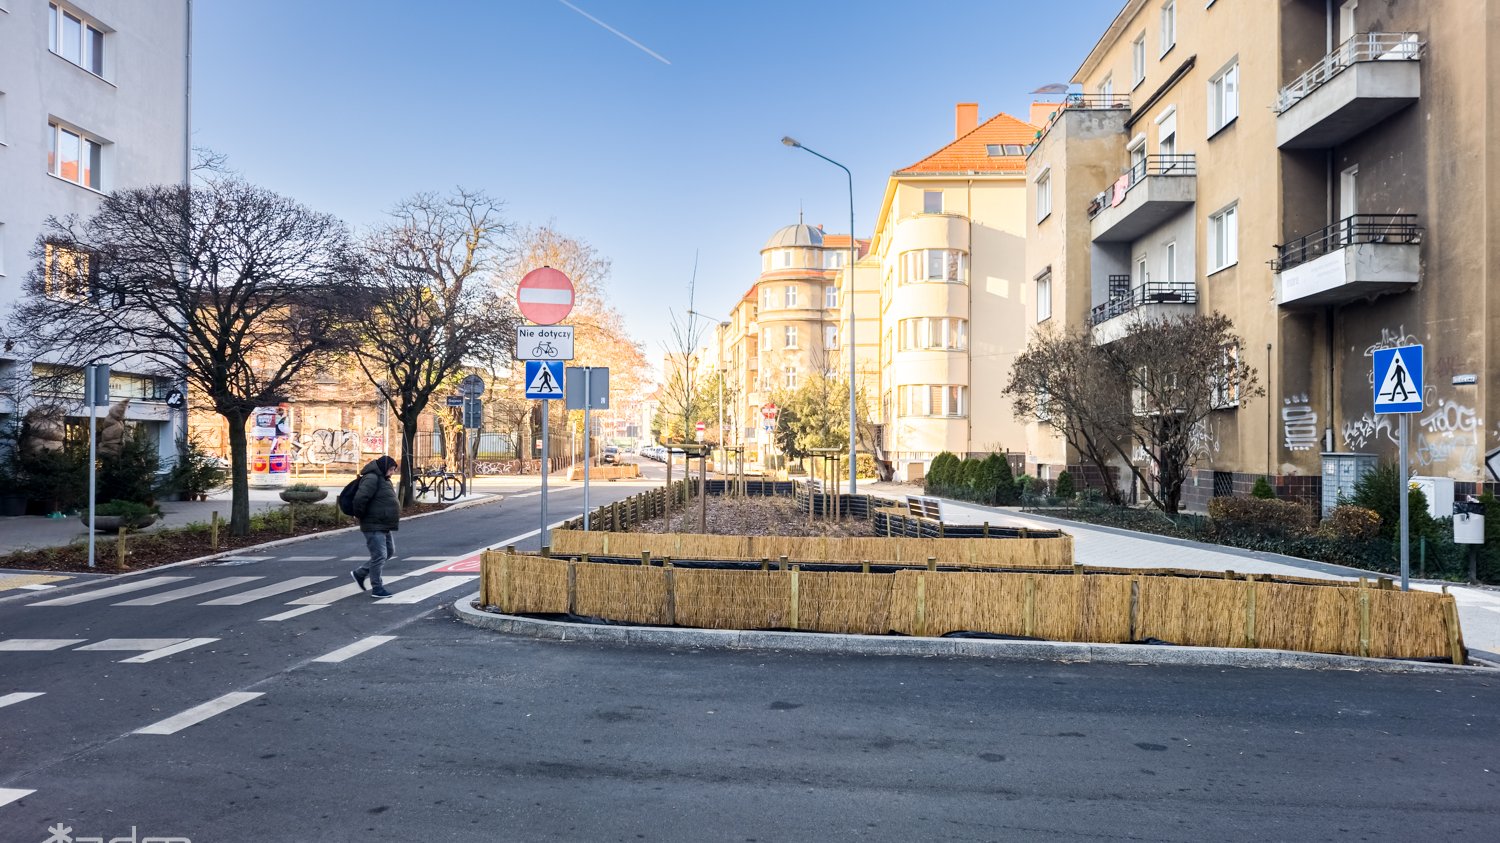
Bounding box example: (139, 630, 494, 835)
(795, 571, 892, 634)
(547, 529, 1071, 568)
(573, 562, 671, 626)
(672, 569, 791, 630)
(480, 552, 567, 615)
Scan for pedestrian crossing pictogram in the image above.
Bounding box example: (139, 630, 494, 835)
(525, 360, 565, 399)
(1372, 344, 1423, 414)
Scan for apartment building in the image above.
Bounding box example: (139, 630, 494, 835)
(1024, 0, 1498, 511)
(0, 1, 192, 463)
(866, 104, 1038, 482)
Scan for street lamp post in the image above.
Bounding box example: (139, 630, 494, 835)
(782, 136, 857, 495)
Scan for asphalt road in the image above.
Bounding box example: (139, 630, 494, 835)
(2, 473, 1498, 842)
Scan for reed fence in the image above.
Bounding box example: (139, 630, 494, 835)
(477, 551, 1466, 664)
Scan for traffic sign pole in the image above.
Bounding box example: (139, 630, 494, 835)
(1372, 344, 1423, 592)
(541, 399, 549, 549)
(583, 368, 591, 531)
(1399, 414, 1409, 591)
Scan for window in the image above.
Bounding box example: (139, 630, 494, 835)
(1156, 108, 1178, 156)
(1132, 33, 1147, 86)
(1098, 75, 1113, 100)
(44, 243, 92, 300)
(1035, 170, 1052, 222)
(1163, 242, 1177, 285)
(898, 385, 967, 417)
(48, 123, 102, 189)
(985, 144, 1024, 156)
(824, 251, 843, 269)
(825, 284, 837, 309)
(1209, 204, 1238, 272)
(1135, 254, 1149, 287)
(923, 190, 943, 214)
(784, 326, 798, 348)
(899, 249, 967, 284)
(1127, 134, 1147, 178)
(762, 287, 773, 309)
(1160, 0, 1176, 56)
(1036, 269, 1052, 322)
(1211, 344, 1241, 409)
(824, 325, 838, 350)
(784, 285, 798, 307)
(780, 250, 793, 268)
(49, 4, 105, 76)
(898, 317, 968, 351)
(783, 366, 798, 389)
(1209, 61, 1239, 134)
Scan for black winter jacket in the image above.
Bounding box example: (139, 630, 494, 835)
(353, 459, 400, 532)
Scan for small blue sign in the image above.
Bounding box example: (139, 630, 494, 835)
(1372, 344, 1423, 414)
(445, 395, 464, 407)
(524, 360, 565, 400)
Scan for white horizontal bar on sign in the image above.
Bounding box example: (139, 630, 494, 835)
(518, 288, 572, 305)
(133, 692, 263, 736)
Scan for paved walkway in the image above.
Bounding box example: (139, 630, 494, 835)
(860, 481, 1500, 659)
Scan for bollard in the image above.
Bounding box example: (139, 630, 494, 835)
(210, 510, 220, 552)
(116, 527, 129, 570)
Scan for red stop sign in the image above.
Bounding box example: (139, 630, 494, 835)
(517, 267, 575, 325)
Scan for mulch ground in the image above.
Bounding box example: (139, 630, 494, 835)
(0, 502, 449, 574)
(631, 496, 878, 538)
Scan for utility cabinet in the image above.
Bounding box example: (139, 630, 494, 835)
(1320, 452, 1379, 516)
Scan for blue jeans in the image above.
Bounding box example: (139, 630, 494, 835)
(357, 531, 396, 588)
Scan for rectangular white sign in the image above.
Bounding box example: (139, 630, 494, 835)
(518, 325, 574, 361)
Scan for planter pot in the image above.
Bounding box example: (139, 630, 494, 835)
(91, 514, 159, 533)
(279, 489, 328, 504)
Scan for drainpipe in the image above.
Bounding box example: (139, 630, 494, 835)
(966, 179, 974, 458)
(1325, 307, 1335, 452)
(1267, 342, 1274, 473)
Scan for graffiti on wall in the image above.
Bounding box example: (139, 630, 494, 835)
(1361, 325, 1420, 384)
(1281, 393, 1319, 452)
(1188, 419, 1221, 460)
(1418, 399, 1480, 436)
(1342, 413, 1397, 451)
(1413, 398, 1483, 475)
(289, 428, 384, 465)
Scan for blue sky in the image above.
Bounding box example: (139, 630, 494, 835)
(192, 0, 1125, 352)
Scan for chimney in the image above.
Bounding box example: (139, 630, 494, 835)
(955, 103, 979, 139)
(1030, 100, 1062, 128)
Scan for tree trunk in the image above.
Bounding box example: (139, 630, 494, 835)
(399, 411, 420, 507)
(223, 409, 251, 536)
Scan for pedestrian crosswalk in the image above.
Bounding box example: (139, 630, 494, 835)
(24, 571, 476, 611)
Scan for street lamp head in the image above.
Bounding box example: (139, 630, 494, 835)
(781, 136, 801, 148)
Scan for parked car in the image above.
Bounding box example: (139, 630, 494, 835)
(602, 445, 620, 464)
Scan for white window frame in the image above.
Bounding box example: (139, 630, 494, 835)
(1209, 203, 1239, 274)
(825, 284, 837, 309)
(1208, 60, 1239, 136)
(923, 190, 943, 214)
(784, 285, 797, 308)
(784, 326, 798, 349)
(1036, 269, 1052, 322)
(1132, 33, 1147, 87)
(784, 365, 798, 389)
(1160, 0, 1176, 57)
(824, 324, 838, 350)
(1134, 254, 1149, 288)
(1098, 75, 1113, 100)
(1163, 241, 1177, 286)
(1155, 106, 1178, 157)
(1211, 343, 1241, 409)
(49, 3, 107, 78)
(1035, 168, 1052, 223)
(47, 121, 104, 190)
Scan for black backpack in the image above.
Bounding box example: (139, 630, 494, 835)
(337, 476, 363, 517)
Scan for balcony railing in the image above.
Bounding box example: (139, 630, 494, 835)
(1271, 214, 1422, 272)
(1087, 154, 1197, 218)
(1275, 33, 1421, 114)
(1088, 282, 1198, 327)
(1027, 94, 1133, 154)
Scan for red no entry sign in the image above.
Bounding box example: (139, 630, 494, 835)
(517, 267, 575, 325)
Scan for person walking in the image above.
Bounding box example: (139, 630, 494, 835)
(350, 455, 400, 599)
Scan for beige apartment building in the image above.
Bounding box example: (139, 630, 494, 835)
(865, 104, 1040, 481)
(1025, 0, 1498, 511)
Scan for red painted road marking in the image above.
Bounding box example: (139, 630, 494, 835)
(431, 553, 482, 573)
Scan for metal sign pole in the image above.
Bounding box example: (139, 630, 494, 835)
(86, 365, 98, 569)
(1399, 412, 1410, 591)
(541, 398, 550, 549)
(583, 368, 592, 531)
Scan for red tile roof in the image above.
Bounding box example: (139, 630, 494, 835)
(896, 111, 1038, 174)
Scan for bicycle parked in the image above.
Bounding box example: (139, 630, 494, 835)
(413, 465, 465, 502)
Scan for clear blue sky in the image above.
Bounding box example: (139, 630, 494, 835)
(192, 0, 1124, 353)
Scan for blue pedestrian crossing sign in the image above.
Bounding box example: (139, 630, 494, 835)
(524, 360, 565, 400)
(1372, 344, 1423, 414)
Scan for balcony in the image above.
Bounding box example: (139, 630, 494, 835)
(1088, 281, 1198, 345)
(1276, 33, 1421, 149)
(1273, 215, 1422, 307)
(1089, 155, 1197, 242)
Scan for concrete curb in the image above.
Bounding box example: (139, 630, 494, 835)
(0, 494, 503, 602)
(449, 592, 1486, 675)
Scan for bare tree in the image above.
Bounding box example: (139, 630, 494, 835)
(6, 177, 361, 534)
(353, 189, 516, 505)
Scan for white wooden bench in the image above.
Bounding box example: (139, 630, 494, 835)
(906, 495, 943, 521)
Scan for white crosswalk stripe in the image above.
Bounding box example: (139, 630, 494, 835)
(200, 576, 333, 605)
(380, 576, 477, 605)
(313, 635, 396, 663)
(281, 555, 336, 561)
(134, 692, 263, 735)
(0, 639, 86, 651)
(114, 576, 262, 606)
(0, 692, 45, 709)
(0, 788, 33, 809)
(288, 574, 411, 605)
(118, 638, 218, 664)
(28, 576, 191, 606)
(260, 604, 327, 622)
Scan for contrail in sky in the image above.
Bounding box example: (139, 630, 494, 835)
(556, 0, 671, 65)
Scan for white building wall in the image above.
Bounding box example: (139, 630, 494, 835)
(0, 0, 191, 460)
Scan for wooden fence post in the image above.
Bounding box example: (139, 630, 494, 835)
(567, 560, 578, 614)
(541, 545, 551, 558)
(664, 561, 676, 626)
(926, 556, 937, 572)
(983, 522, 990, 538)
(641, 551, 651, 567)
(778, 555, 788, 572)
(1357, 580, 1371, 658)
(789, 565, 800, 630)
(1244, 575, 1258, 648)
(1128, 577, 1140, 642)
(1444, 595, 1466, 665)
(288, 504, 296, 535)
(1023, 575, 1035, 638)
(210, 511, 220, 552)
(861, 560, 870, 574)
(915, 574, 927, 637)
(116, 527, 129, 570)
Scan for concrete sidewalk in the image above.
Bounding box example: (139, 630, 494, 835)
(861, 480, 1500, 658)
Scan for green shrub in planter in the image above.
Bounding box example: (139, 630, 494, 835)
(95, 499, 158, 529)
(279, 483, 328, 504)
(1251, 476, 1276, 499)
(1349, 463, 1434, 542)
(1054, 470, 1075, 502)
